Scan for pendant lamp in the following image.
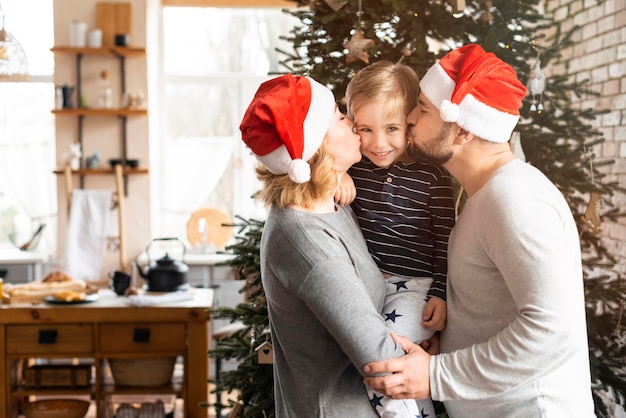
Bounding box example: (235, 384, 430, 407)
(0, 3, 29, 81)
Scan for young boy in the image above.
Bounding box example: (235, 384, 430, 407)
(338, 60, 456, 417)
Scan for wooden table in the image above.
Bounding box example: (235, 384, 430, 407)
(0, 288, 213, 418)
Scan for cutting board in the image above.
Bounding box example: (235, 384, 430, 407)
(96, 2, 132, 47)
(186, 208, 234, 250)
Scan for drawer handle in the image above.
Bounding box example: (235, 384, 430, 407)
(133, 328, 150, 343)
(38, 329, 58, 344)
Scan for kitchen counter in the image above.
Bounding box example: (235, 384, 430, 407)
(0, 288, 213, 418)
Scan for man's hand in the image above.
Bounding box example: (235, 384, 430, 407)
(363, 333, 431, 399)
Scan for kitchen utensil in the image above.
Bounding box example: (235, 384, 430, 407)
(56, 84, 74, 108)
(186, 207, 233, 251)
(135, 238, 188, 292)
(109, 270, 131, 295)
(44, 293, 100, 304)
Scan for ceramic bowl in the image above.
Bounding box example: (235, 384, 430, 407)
(125, 158, 139, 168)
(22, 399, 90, 418)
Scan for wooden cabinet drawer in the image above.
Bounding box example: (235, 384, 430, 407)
(99, 323, 186, 353)
(6, 324, 94, 354)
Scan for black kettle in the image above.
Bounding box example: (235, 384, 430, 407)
(135, 238, 189, 292)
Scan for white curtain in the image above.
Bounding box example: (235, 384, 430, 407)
(159, 136, 233, 238)
(0, 83, 57, 254)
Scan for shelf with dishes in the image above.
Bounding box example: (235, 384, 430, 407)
(53, 167, 149, 176)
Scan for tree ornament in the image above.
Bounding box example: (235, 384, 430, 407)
(581, 149, 604, 234)
(528, 56, 546, 113)
(324, 0, 347, 11)
(480, 0, 495, 24)
(450, 0, 466, 13)
(582, 192, 603, 233)
(343, 0, 375, 64)
(256, 340, 274, 364)
(344, 30, 375, 63)
(396, 44, 412, 64)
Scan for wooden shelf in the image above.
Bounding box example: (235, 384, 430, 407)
(52, 108, 147, 116)
(100, 379, 183, 396)
(11, 385, 96, 397)
(53, 167, 149, 175)
(51, 46, 146, 57)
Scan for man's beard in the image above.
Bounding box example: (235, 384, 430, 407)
(407, 124, 453, 165)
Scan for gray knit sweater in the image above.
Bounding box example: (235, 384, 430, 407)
(261, 204, 405, 417)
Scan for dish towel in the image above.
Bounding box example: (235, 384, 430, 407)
(126, 291, 195, 307)
(65, 189, 114, 281)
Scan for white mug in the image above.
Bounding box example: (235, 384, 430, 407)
(69, 21, 87, 47)
(87, 29, 102, 48)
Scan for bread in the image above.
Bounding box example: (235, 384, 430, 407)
(53, 290, 86, 302)
(42, 271, 73, 283)
(7, 275, 87, 304)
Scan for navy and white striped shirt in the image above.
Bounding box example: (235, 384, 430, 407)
(349, 158, 456, 301)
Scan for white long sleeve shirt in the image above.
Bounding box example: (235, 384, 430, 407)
(430, 159, 595, 417)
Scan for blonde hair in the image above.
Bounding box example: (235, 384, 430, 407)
(345, 60, 420, 120)
(255, 141, 338, 209)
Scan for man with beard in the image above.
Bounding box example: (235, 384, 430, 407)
(363, 44, 595, 417)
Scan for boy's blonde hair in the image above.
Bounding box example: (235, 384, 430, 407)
(345, 60, 420, 120)
(255, 141, 338, 209)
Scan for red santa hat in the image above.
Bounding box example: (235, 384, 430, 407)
(239, 74, 336, 183)
(420, 44, 527, 143)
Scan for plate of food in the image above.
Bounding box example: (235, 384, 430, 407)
(44, 291, 100, 305)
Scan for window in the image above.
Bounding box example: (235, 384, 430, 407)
(0, 0, 55, 253)
(156, 6, 298, 241)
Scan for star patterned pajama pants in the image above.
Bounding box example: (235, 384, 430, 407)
(366, 275, 437, 418)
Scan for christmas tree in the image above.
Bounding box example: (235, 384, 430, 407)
(208, 216, 274, 418)
(209, 0, 626, 416)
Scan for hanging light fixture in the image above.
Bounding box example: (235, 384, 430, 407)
(0, 2, 29, 81)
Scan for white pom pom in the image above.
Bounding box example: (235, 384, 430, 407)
(288, 159, 311, 183)
(440, 100, 460, 123)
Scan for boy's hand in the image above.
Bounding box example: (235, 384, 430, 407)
(422, 297, 446, 331)
(334, 173, 357, 206)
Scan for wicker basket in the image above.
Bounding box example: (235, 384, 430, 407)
(22, 399, 90, 418)
(109, 357, 176, 387)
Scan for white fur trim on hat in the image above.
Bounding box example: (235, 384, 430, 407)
(440, 100, 460, 123)
(301, 77, 335, 161)
(257, 145, 291, 176)
(289, 159, 311, 183)
(420, 63, 456, 112)
(454, 94, 520, 143)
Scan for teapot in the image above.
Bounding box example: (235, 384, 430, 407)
(135, 237, 189, 292)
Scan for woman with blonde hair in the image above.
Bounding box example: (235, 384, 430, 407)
(240, 73, 418, 417)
